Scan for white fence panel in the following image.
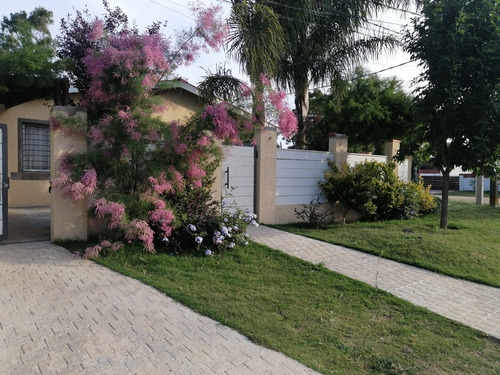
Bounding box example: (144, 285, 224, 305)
(221, 145, 255, 212)
(398, 158, 410, 183)
(276, 149, 332, 206)
(346, 153, 388, 166)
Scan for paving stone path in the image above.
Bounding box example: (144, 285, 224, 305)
(248, 225, 500, 340)
(0, 241, 320, 375)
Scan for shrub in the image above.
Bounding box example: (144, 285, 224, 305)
(294, 195, 332, 228)
(320, 160, 437, 221)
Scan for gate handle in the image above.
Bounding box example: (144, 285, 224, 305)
(224, 167, 230, 188)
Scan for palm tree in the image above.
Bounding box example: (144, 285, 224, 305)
(255, 0, 412, 148)
(226, 0, 285, 127)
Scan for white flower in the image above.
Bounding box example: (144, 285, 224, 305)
(223, 218, 228, 223)
(233, 225, 239, 231)
(244, 241, 249, 246)
(205, 249, 212, 256)
(221, 226, 229, 236)
(194, 236, 203, 244)
(162, 236, 169, 242)
(251, 220, 259, 227)
(187, 224, 197, 232)
(228, 242, 235, 248)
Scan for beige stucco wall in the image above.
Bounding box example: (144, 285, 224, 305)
(0, 99, 52, 207)
(275, 203, 360, 225)
(155, 89, 201, 123)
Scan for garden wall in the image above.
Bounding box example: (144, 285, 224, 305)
(250, 133, 411, 225)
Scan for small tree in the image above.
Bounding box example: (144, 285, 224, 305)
(405, 0, 500, 228)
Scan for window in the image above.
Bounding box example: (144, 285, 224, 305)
(14, 119, 50, 180)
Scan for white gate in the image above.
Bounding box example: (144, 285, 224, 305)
(221, 145, 255, 213)
(0, 124, 8, 239)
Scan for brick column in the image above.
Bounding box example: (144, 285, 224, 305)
(50, 106, 88, 241)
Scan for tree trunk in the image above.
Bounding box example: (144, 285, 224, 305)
(490, 178, 498, 207)
(440, 168, 450, 229)
(294, 83, 310, 149)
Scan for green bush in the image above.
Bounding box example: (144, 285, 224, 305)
(320, 160, 437, 221)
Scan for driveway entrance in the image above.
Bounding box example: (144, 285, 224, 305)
(0, 206, 50, 244)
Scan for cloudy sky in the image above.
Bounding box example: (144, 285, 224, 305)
(1, 0, 422, 92)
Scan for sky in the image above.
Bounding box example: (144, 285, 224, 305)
(1, 0, 423, 93)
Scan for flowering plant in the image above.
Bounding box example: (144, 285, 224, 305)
(53, 4, 292, 257)
(178, 199, 258, 256)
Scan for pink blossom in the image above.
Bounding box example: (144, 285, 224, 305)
(151, 104, 167, 113)
(268, 90, 286, 111)
(148, 173, 174, 194)
(278, 109, 298, 138)
(88, 20, 104, 41)
(149, 208, 175, 236)
(260, 73, 271, 86)
(148, 130, 160, 141)
(202, 102, 241, 144)
(187, 164, 206, 180)
(175, 143, 188, 154)
(169, 167, 185, 191)
(197, 136, 211, 147)
(93, 198, 125, 229)
(84, 245, 102, 259)
(88, 126, 104, 143)
(125, 220, 155, 253)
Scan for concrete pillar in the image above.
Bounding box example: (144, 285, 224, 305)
(50, 106, 88, 241)
(475, 175, 484, 205)
(254, 127, 277, 224)
(328, 133, 348, 168)
(384, 139, 401, 177)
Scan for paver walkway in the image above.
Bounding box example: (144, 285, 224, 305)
(0, 241, 320, 375)
(248, 225, 500, 340)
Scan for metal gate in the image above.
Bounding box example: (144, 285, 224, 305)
(221, 145, 255, 213)
(0, 124, 8, 239)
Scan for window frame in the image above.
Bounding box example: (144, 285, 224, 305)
(12, 118, 51, 180)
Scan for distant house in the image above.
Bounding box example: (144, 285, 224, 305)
(0, 79, 203, 208)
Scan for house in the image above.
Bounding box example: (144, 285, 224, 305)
(0, 79, 203, 209)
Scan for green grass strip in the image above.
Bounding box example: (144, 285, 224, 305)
(276, 201, 500, 288)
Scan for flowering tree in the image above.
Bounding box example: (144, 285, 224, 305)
(52, 3, 297, 257)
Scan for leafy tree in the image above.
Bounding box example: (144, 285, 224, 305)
(307, 67, 418, 153)
(259, 0, 412, 149)
(405, 0, 500, 229)
(0, 7, 64, 106)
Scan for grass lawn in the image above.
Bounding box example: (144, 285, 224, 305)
(59, 239, 500, 375)
(276, 201, 500, 288)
